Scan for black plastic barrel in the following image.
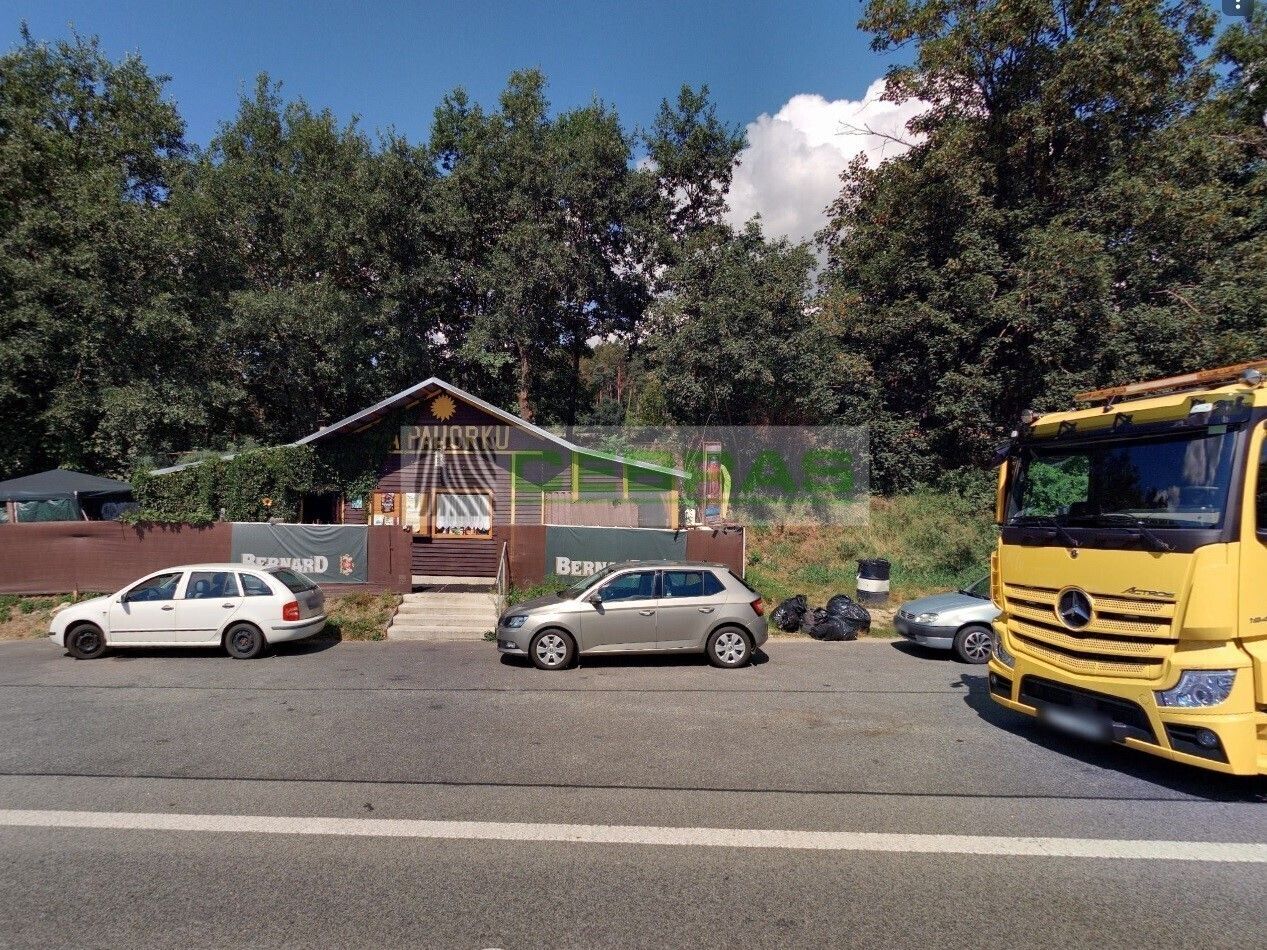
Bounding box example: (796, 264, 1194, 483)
(856, 558, 891, 605)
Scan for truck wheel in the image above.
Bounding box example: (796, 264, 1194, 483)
(954, 625, 993, 664)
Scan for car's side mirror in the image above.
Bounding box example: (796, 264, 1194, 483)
(587, 592, 602, 605)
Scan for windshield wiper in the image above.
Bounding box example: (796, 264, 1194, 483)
(1079, 513, 1176, 553)
(1009, 514, 1079, 548)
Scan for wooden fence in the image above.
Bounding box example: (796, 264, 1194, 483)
(0, 522, 411, 595)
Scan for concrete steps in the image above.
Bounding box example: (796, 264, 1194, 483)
(387, 589, 502, 642)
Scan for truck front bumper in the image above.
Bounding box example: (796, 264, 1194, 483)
(988, 631, 1264, 776)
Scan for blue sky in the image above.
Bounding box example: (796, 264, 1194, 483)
(2, 1, 921, 245)
(1, 0, 895, 145)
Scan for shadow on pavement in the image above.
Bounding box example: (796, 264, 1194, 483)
(955, 671, 1267, 803)
(89, 634, 342, 662)
(889, 639, 963, 663)
(500, 648, 770, 670)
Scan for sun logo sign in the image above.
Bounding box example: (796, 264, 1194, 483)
(430, 394, 457, 421)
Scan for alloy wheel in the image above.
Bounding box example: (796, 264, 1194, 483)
(535, 633, 568, 668)
(715, 630, 747, 665)
(961, 628, 992, 663)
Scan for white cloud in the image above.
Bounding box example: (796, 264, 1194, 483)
(725, 78, 929, 246)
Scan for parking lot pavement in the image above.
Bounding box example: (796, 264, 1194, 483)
(0, 637, 1264, 949)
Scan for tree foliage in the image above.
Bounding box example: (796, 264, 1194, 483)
(2, 11, 1265, 501)
(820, 1, 1267, 490)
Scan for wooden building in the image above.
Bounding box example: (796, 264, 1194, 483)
(290, 378, 689, 579)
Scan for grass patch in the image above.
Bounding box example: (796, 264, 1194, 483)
(324, 592, 402, 642)
(745, 493, 995, 637)
(0, 592, 106, 640)
(506, 576, 571, 607)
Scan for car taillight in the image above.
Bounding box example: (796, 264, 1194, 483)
(751, 599, 765, 616)
(283, 600, 300, 622)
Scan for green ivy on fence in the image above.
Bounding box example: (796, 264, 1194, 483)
(126, 417, 402, 525)
(129, 445, 332, 524)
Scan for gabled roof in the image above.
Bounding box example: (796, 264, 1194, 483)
(0, 468, 132, 502)
(153, 378, 688, 479)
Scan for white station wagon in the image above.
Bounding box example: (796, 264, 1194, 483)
(50, 563, 327, 660)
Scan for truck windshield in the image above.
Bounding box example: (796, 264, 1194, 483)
(1007, 429, 1237, 530)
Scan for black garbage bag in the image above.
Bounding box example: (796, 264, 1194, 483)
(825, 593, 856, 616)
(808, 615, 857, 642)
(826, 592, 870, 626)
(800, 606, 827, 635)
(838, 601, 872, 637)
(771, 594, 808, 632)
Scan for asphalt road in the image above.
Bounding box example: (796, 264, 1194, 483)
(0, 635, 1264, 949)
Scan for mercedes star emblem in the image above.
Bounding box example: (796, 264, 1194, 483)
(1057, 588, 1093, 630)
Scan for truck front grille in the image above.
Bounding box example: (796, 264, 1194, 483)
(1003, 584, 1176, 680)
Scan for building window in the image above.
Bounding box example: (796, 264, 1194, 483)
(434, 492, 492, 537)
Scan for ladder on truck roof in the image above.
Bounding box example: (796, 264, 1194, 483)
(1075, 360, 1267, 405)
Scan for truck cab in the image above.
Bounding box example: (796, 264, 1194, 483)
(988, 362, 1267, 775)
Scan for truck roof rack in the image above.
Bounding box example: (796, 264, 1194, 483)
(1074, 360, 1267, 405)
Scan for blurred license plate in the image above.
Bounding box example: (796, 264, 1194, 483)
(1040, 706, 1111, 742)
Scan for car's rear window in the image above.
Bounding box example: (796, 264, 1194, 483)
(239, 573, 273, 597)
(726, 569, 759, 596)
(663, 570, 705, 598)
(269, 568, 317, 593)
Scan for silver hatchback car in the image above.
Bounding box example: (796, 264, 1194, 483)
(496, 561, 769, 670)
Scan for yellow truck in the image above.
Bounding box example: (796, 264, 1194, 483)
(988, 361, 1267, 775)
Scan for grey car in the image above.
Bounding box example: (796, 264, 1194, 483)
(893, 575, 1000, 664)
(496, 561, 769, 670)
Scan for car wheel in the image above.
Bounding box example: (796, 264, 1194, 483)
(707, 627, 751, 668)
(224, 622, 265, 660)
(529, 630, 575, 670)
(954, 624, 993, 664)
(66, 623, 107, 660)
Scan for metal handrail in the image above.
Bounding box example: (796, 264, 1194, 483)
(494, 540, 510, 612)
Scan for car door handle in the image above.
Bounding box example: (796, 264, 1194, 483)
(161, 605, 174, 611)
(222, 603, 236, 608)
(638, 609, 655, 616)
(697, 607, 715, 613)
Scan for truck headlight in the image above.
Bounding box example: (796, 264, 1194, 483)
(914, 612, 940, 624)
(992, 632, 1014, 669)
(1155, 670, 1235, 708)
(502, 614, 527, 629)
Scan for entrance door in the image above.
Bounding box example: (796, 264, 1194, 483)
(581, 570, 659, 651)
(108, 571, 184, 645)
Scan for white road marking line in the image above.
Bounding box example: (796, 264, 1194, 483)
(1, 808, 1264, 861)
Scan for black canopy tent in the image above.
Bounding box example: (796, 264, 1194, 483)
(0, 469, 134, 523)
